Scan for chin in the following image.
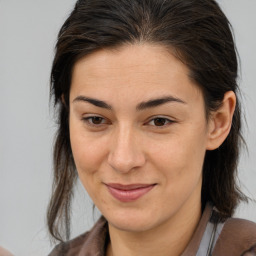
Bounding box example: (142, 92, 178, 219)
(103, 207, 164, 233)
(109, 218, 155, 233)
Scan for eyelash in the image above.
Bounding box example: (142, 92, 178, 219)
(82, 116, 109, 126)
(146, 117, 175, 127)
(81, 115, 175, 128)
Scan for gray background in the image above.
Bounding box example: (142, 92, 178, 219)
(0, 0, 255, 255)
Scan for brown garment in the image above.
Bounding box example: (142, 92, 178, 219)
(49, 204, 256, 256)
(241, 244, 256, 256)
(212, 218, 256, 256)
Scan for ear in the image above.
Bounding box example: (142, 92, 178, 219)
(206, 91, 236, 150)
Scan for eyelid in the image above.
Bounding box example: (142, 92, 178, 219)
(81, 114, 110, 127)
(145, 116, 176, 127)
(81, 114, 176, 128)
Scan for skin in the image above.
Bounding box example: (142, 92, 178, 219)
(69, 44, 236, 256)
(0, 247, 14, 256)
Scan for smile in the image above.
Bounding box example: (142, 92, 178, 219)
(105, 183, 156, 202)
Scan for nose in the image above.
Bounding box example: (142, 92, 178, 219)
(107, 125, 146, 173)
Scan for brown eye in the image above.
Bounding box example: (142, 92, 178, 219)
(147, 117, 174, 128)
(153, 118, 168, 126)
(82, 116, 107, 126)
(90, 116, 104, 124)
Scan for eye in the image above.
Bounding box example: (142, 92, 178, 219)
(147, 117, 174, 127)
(82, 116, 108, 126)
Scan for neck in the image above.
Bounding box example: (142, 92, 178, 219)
(106, 200, 201, 256)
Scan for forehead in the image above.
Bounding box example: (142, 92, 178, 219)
(70, 44, 203, 106)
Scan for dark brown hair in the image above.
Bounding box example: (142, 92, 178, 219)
(48, 0, 246, 241)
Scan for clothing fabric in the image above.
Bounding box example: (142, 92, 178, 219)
(49, 203, 256, 256)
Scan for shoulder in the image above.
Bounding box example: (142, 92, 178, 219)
(48, 231, 90, 256)
(48, 216, 108, 256)
(213, 217, 256, 256)
(0, 247, 14, 256)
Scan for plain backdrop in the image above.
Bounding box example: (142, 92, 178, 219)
(0, 0, 256, 255)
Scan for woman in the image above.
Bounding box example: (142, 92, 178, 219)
(47, 0, 256, 255)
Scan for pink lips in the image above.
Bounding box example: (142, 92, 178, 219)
(106, 183, 156, 202)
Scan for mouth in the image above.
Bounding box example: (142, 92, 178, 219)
(105, 183, 156, 202)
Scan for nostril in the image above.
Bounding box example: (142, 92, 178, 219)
(107, 129, 146, 173)
(107, 148, 146, 174)
(107, 153, 136, 173)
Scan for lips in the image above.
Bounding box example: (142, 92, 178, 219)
(105, 183, 156, 202)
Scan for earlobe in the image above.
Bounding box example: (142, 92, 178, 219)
(206, 91, 236, 150)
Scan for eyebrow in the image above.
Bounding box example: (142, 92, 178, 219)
(136, 96, 186, 110)
(72, 95, 186, 110)
(73, 96, 112, 110)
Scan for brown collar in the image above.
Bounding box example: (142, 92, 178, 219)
(49, 204, 214, 256)
(181, 203, 213, 256)
(77, 204, 213, 256)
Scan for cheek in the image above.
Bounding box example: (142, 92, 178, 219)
(69, 126, 107, 200)
(69, 121, 106, 175)
(148, 126, 207, 180)
(153, 137, 204, 206)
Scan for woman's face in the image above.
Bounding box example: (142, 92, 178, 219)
(69, 44, 212, 233)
